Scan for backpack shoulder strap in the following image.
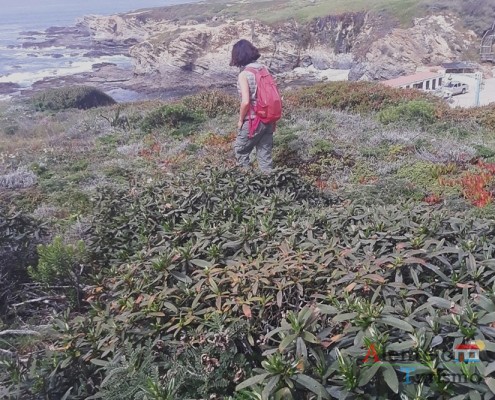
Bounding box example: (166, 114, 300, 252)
(243, 67, 259, 75)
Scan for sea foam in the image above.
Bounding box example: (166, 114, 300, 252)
(0, 55, 131, 88)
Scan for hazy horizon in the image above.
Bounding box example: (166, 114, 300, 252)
(0, 0, 201, 29)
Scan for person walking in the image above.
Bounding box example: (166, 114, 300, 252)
(230, 39, 281, 173)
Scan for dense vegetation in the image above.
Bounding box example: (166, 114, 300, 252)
(2, 82, 495, 399)
(32, 85, 116, 111)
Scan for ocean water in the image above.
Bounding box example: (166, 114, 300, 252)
(0, 0, 199, 90)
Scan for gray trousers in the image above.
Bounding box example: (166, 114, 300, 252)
(234, 121, 274, 173)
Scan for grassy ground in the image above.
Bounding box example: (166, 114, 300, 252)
(1, 84, 495, 220)
(3, 84, 495, 398)
(137, 0, 494, 32)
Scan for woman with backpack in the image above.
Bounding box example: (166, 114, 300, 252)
(230, 39, 282, 173)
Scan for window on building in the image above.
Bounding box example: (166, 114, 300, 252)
(432, 79, 436, 90)
(439, 77, 443, 86)
(426, 80, 430, 90)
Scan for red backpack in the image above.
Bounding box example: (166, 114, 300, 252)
(244, 67, 282, 138)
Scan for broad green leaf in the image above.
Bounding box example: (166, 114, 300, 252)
(162, 302, 178, 313)
(475, 295, 495, 312)
(379, 316, 414, 333)
(317, 304, 339, 315)
(424, 263, 450, 282)
(236, 373, 270, 391)
(468, 390, 481, 400)
(274, 387, 293, 400)
(386, 340, 416, 352)
(190, 259, 212, 268)
(484, 361, 495, 376)
(296, 337, 308, 361)
(358, 362, 381, 386)
(170, 271, 192, 284)
(382, 364, 399, 394)
(301, 331, 320, 344)
(427, 297, 453, 309)
(479, 312, 495, 324)
(293, 374, 330, 399)
(333, 312, 358, 323)
(486, 377, 495, 394)
(89, 359, 108, 367)
(262, 376, 280, 400)
(482, 340, 495, 352)
(279, 333, 298, 352)
(264, 326, 286, 340)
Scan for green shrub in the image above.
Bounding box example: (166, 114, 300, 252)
(140, 103, 205, 134)
(20, 166, 495, 399)
(32, 86, 116, 111)
(28, 236, 86, 305)
(51, 188, 91, 215)
(475, 144, 495, 159)
(284, 81, 441, 114)
(0, 208, 46, 315)
(441, 104, 495, 131)
(396, 161, 437, 189)
(309, 139, 333, 156)
(181, 90, 237, 118)
(3, 124, 19, 136)
(377, 100, 437, 126)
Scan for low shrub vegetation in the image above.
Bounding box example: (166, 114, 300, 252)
(3, 84, 495, 400)
(182, 90, 238, 118)
(4, 168, 495, 399)
(377, 100, 437, 126)
(284, 82, 439, 114)
(32, 85, 116, 111)
(0, 208, 47, 316)
(140, 103, 205, 134)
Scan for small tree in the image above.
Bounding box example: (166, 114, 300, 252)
(28, 237, 86, 306)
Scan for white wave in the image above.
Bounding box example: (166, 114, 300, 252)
(0, 55, 132, 88)
(0, 60, 95, 87)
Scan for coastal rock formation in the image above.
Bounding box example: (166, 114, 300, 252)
(81, 11, 477, 86)
(349, 15, 478, 81)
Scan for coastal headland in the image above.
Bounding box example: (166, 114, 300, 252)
(3, 0, 491, 102)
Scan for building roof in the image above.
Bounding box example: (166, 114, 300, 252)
(442, 62, 474, 70)
(382, 71, 444, 88)
(455, 344, 480, 350)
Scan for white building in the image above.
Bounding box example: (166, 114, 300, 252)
(382, 71, 445, 91)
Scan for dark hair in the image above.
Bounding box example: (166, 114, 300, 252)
(230, 39, 261, 67)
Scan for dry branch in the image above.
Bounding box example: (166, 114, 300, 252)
(12, 295, 66, 308)
(0, 329, 41, 337)
(0, 348, 14, 357)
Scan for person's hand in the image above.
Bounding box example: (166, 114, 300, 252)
(237, 120, 244, 130)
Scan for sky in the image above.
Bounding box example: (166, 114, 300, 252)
(0, 0, 199, 28)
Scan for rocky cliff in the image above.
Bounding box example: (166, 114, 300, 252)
(82, 9, 478, 89)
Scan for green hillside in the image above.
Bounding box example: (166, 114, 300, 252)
(2, 83, 495, 399)
(139, 0, 494, 33)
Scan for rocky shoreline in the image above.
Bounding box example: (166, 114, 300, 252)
(0, 5, 481, 103)
(3, 19, 345, 103)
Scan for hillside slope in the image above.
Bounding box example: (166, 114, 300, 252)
(82, 4, 478, 89)
(2, 82, 495, 399)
